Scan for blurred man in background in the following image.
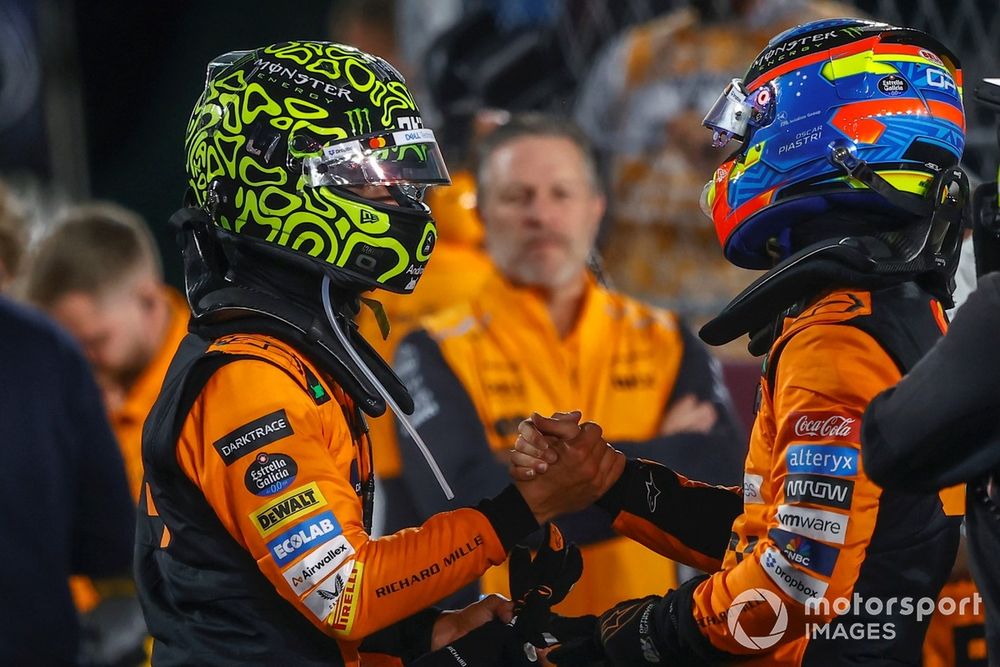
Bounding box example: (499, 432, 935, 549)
(396, 112, 745, 614)
(0, 184, 139, 666)
(27, 203, 186, 641)
(575, 0, 857, 329)
(27, 202, 189, 501)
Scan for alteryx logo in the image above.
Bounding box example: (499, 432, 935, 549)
(267, 511, 341, 567)
(786, 445, 858, 477)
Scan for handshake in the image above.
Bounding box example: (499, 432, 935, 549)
(508, 411, 626, 525)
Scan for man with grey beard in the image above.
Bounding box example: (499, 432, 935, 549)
(393, 112, 745, 612)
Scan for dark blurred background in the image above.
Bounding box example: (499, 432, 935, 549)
(2, 0, 998, 290)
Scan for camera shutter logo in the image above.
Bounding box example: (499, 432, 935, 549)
(727, 588, 788, 650)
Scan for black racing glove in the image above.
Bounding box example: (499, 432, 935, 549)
(410, 619, 536, 666)
(509, 523, 584, 649)
(548, 596, 665, 666)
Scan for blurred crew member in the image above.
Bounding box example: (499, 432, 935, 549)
(395, 112, 745, 614)
(28, 202, 189, 500)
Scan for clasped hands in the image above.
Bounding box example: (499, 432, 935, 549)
(509, 411, 625, 525)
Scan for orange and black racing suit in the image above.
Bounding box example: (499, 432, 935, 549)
(135, 320, 540, 666)
(592, 283, 960, 665)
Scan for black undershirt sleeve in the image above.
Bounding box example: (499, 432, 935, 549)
(864, 271, 1000, 490)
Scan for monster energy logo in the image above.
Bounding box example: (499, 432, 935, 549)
(748, 25, 870, 83)
(346, 108, 372, 135)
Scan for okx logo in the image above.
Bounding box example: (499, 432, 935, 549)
(727, 588, 788, 650)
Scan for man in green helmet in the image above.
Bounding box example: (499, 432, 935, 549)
(134, 41, 622, 665)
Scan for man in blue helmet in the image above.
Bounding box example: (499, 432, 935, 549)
(511, 18, 970, 666)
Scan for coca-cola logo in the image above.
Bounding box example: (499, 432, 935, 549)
(793, 414, 858, 440)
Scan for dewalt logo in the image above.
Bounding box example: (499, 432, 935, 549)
(250, 482, 326, 537)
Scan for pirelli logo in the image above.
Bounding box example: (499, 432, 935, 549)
(330, 562, 364, 636)
(250, 482, 326, 537)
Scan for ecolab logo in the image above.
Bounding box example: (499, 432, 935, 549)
(792, 413, 858, 440)
(267, 511, 342, 567)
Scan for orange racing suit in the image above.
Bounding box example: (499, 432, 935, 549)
(591, 283, 959, 665)
(136, 328, 540, 666)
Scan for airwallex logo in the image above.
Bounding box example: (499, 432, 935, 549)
(727, 587, 983, 649)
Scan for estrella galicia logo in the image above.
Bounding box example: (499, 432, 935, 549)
(877, 74, 909, 96)
(768, 528, 839, 576)
(267, 511, 342, 567)
(245, 452, 298, 496)
(213, 409, 294, 465)
(786, 445, 858, 477)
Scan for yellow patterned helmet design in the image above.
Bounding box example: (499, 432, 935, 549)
(185, 41, 450, 293)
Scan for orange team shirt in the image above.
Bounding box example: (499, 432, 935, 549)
(924, 577, 988, 666)
(69, 286, 188, 612)
(412, 270, 714, 616)
(113, 287, 190, 500)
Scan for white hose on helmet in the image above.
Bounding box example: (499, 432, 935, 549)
(321, 274, 454, 500)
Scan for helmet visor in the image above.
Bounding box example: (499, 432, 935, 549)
(304, 128, 451, 188)
(703, 78, 752, 145)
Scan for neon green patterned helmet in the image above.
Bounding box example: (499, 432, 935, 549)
(184, 41, 450, 294)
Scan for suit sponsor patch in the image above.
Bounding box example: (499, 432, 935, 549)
(213, 409, 293, 465)
(244, 452, 298, 496)
(331, 562, 364, 636)
(302, 560, 355, 621)
(786, 445, 858, 477)
(267, 511, 341, 567)
(768, 528, 839, 577)
(784, 474, 854, 510)
(774, 504, 849, 544)
(250, 482, 326, 537)
(744, 473, 765, 505)
(789, 412, 859, 442)
(282, 536, 355, 596)
(760, 547, 829, 604)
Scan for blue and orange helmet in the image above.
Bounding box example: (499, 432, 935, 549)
(701, 18, 965, 269)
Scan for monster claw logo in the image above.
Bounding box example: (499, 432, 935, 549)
(345, 107, 372, 135)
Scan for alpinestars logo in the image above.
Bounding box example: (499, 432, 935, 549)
(646, 472, 661, 513)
